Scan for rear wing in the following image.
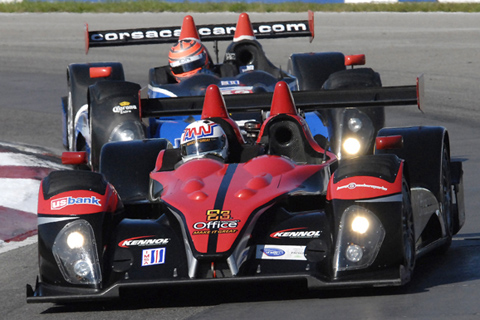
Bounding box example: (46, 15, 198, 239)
(140, 75, 424, 118)
(85, 11, 314, 54)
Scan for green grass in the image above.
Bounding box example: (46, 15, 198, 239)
(1, 1, 480, 13)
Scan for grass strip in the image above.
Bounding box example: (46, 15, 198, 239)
(1, 1, 480, 13)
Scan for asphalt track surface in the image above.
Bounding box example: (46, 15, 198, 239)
(1, 12, 480, 319)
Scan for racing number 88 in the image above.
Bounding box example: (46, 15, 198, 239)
(207, 209, 231, 221)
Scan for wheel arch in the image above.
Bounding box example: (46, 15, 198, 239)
(88, 80, 144, 171)
(376, 126, 449, 201)
(288, 52, 346, 91)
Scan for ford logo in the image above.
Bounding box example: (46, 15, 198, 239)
(262, 248, 285, 257)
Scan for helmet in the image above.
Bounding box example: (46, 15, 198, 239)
(169, 39, 210, 82)
(180, 120, 228, 161)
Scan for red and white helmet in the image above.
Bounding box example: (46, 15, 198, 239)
(169, 39, 210, 82)
(180, 120, 228, 161)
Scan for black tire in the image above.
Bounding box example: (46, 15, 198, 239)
(322, 68, 384, 131)
(322, 68, 382, 89)
(401, 177, 416, 279)
(438, 142, 454, 251)
(288, 52, 346, 90)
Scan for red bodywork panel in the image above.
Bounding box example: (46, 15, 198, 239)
(38, 184, 119, 215)
(327, 162, 404, 201)
(151, 155, 329, 254)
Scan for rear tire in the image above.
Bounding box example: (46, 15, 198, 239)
(288, 52, 346, 90)
(322, 68, 382, 89)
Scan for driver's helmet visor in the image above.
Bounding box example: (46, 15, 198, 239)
(170, 53, 207, 75)
(181, 137, 224, 157)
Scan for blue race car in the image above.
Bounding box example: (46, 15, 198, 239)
(62, 12, 404, 170)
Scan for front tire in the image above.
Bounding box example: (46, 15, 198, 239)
(438, 142, 454, 251)
(401, 178, 416, 278)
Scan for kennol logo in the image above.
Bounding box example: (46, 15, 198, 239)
(270, 228, 321, 239)
(90, 23, 308, 42)
(118, 236, 170, 248)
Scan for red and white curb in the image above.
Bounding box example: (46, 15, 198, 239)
(0, 142, 70, 253)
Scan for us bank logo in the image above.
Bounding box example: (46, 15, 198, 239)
(51, 196, 101, 210)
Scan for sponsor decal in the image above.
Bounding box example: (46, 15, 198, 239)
(336, 182, 387, 191)
(90, 23, 308, 43)
(220, 80, 240, 86)
(118, 236, 170, 248)
(142, 247, 166, 266)
(91, 29, 181, 42)
(270, 228, 321, 239)
(239, 65, 255, 73)
(112, 101, 137, 115)
(51, 196, 101, 210)
(224, 52, 236, 61)
(192, 221, 239, 235)
(220, 86, 254, 95)
(256, 245, 307, 261)
(192, 209, 239, 235)
(182, 123, 218, 143)
(262, 248, 285, 257)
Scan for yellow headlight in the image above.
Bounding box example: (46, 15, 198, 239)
(352, 216, 369, 234)
(67, 231, 85, 249)
(343, 138, 361, 155)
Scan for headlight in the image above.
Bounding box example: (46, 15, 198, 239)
(351, 216, 369, 234)
(339, 109, 374, 159)
(52, 219, 102, 286)
(333, 205, 385, 273)
(67, 231, 85, 249)
(109, 121, 145, 142)
(346, 244, 363, 262)
(343, 138, 361, 155)
(348, 118, 363, 132)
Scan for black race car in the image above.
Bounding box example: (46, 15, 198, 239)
(27, 80, 464, 303)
